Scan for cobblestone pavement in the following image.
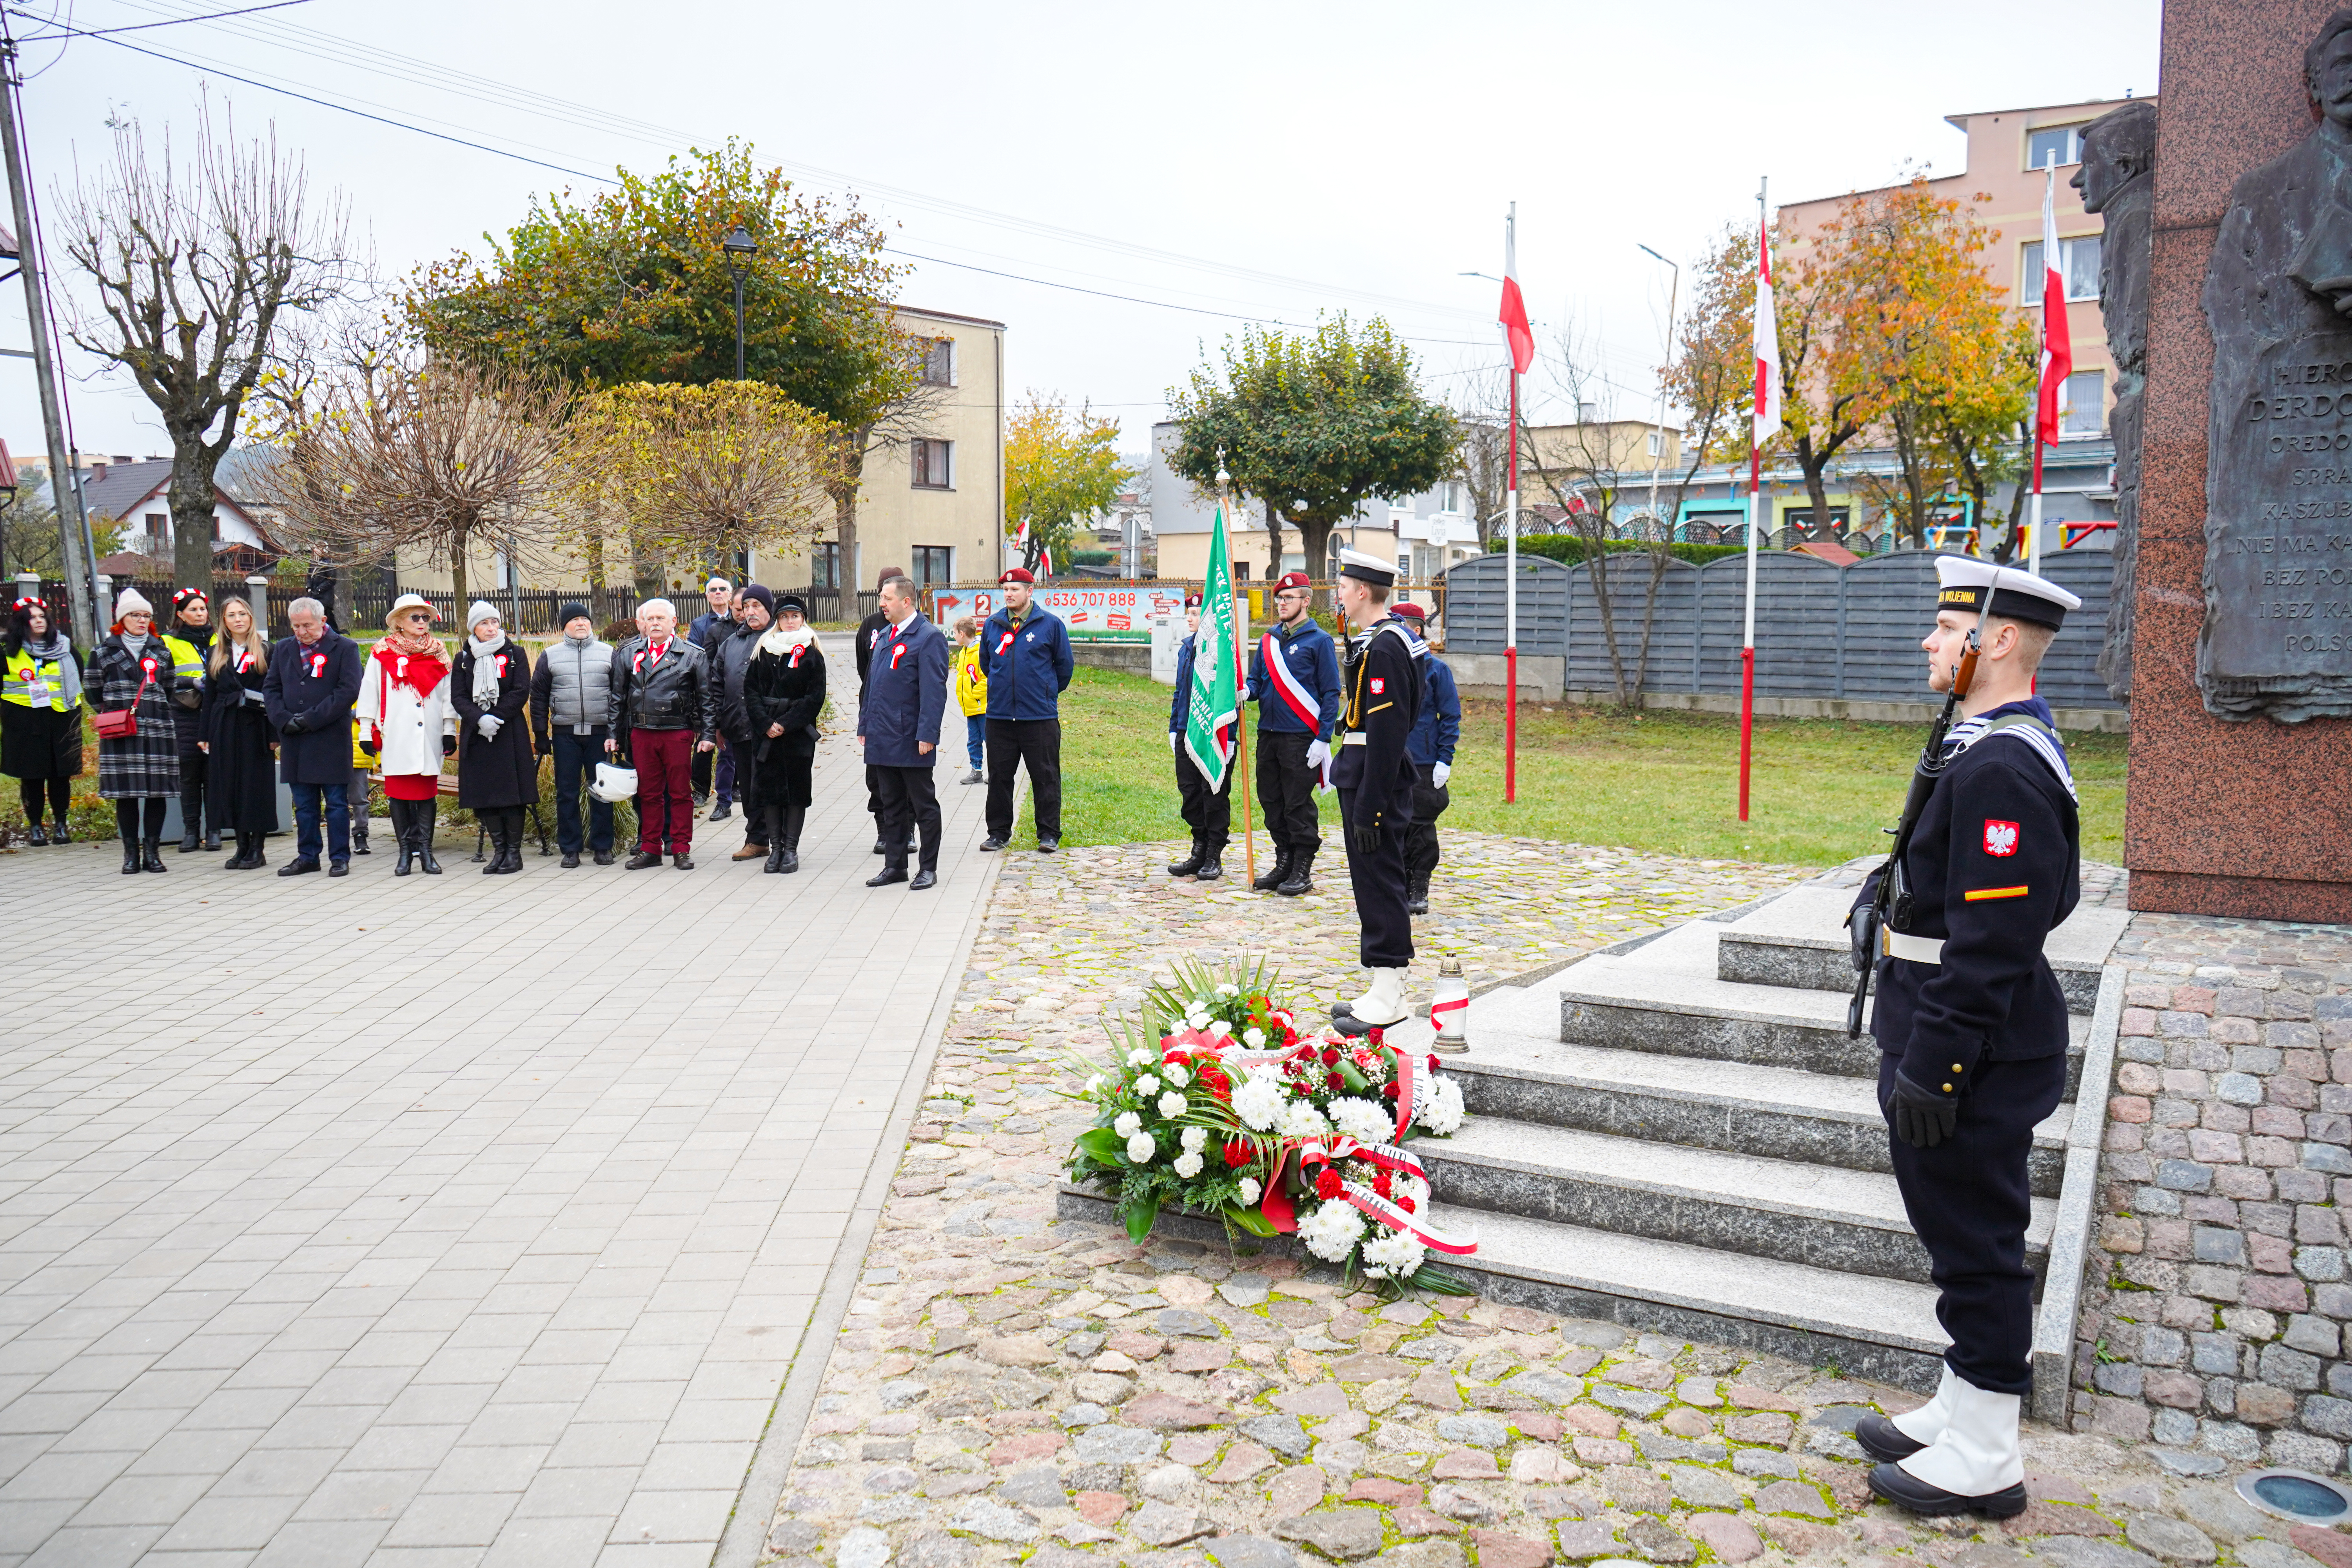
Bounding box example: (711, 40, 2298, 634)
(757, 844, 2321, 1568)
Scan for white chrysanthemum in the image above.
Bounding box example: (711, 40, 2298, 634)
(1172, 1151, 1204, 1178)
(1085, 1074, 1105, 1094)
(1237, 1177, 1261, 1205)
(1157, 1092, 1187, 1118)
(1208, 1020, 1232, 1037)
(1162, 1063, 1189, 1089)
(1126, 1131, 1156, 1163)
(1113, 1111, 1142, 1138)
(1232, 1071, 1287, 1133)
(1327, 1096, 1394, 1146)
(1242, 1027, 1266, 1049)
(1279, 1100, 1331, 1140)
(1298, 1198, 1368, 1263)
(1416, 1075, 1466, 1137)
(1180, 1126, 1209, 1154)
(1217, 983, 1240, 997)
(1361, 1227, 1427, 1280)
(1127, 1048, 1154, 1067)
(1135, 1073, 1160, 1097)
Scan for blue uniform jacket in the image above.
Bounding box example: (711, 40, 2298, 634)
(1408, 654, 1461, 767)
(1859, 696, 2081, 1088)
(860, 613, 950, 767)
(264, 628, 363, 786)
(981, 606, 1074, 722)
(1169, 633, 1202, 733)
(1246, 619, 1340, 740)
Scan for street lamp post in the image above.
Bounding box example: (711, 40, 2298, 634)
(722, 223, 758, 380)
(1636, 243, 1681, 546)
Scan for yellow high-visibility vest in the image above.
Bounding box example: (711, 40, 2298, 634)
(2, 648, 69, 710)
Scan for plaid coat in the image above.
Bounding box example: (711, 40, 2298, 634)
(89, 634, 186, 799)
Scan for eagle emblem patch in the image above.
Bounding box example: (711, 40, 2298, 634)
(1370, 677, 1385, 694)
(1983, 819, 2020, 857)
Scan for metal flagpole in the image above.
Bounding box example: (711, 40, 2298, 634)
(1504, 202, 1519, 806)
(1739, 178, 1766, 824)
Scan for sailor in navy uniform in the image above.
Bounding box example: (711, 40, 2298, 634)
(1854, 556, 2083, 1519)
(1329, 547, 1423, 1034)
(1245, 569, 1340, 897)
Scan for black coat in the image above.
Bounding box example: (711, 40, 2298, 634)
(451, 638, 539, 809)
(265, 629, 363, 785)
(200, 649, 279, 832)
(744, 635, 826, 809)
(167, 623, 213, 766)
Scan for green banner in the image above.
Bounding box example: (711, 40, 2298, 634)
(1183, 505, 1240, 792)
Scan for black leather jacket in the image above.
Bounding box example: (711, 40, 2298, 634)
(607, 634, 716, 740)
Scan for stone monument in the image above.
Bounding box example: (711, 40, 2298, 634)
(2080, 102, 2158, 701)
(2129, 0, 2352, 920)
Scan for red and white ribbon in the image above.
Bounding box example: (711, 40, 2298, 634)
(1260, 632, 1323, 729)
(1296, 1136, 1478, 1256)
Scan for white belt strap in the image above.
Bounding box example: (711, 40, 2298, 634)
(1342, 731, 1368, 745)
(1882, 929, 1944, 965)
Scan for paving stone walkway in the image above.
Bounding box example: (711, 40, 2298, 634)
(755, 848, 2334, 1568)
(0, 647, 1000, 1568)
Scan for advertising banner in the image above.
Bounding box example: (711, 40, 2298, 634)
(931, 583, 1190, 642)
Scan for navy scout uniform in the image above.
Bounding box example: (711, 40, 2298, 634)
(1245, 570, 1340, 896)
(1333, 555, 1423, 976)
(1167, 590, 1231, 880)
(1855, 556, 2082, 1519)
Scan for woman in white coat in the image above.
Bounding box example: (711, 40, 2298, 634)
(356, 593, 457, 875)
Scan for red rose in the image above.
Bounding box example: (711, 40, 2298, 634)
(1368, 1027, 1385, 1044)
(1426, 1055, 1439, 1072)
(1314, 1169, 1343, 1200)
(1382, 1081, 1401, 1100)
(1223, 1140, 1252, 1168)
(1320, 1046, 1341, 1067)
(1399, 1195, 1417, 1214)
(1326, 1071, 1345, 1092)
(1373, 1172, 1393, 1197)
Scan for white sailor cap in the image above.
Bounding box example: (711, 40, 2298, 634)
(1933, 555, 2081, 631)
(1336, 546, 1397, 587)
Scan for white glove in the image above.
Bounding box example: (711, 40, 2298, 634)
(1432, 761, 1452, 788)
(1306, 738, 1331, 770)
(477, 714, 503, 741)
(1169, 731, 1179, 751)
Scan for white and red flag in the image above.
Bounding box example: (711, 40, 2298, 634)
(1499, 221, 1534, 376)
(1752, 211, 1781, 444)
(2034, 165, 2075, 447)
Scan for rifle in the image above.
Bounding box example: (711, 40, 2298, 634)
(1846, 569, 2005, 1039)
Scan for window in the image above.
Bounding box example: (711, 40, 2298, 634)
(143, 512, 167, 553)
(911, 438, 953, 489)
(921, 338, 955, 387)
(2026, 125, 2086, 171)
(1233, 560, 1251, 581)
(209, 518, 221, 544)
(911, 546, 953, 586)
(2060, 369, 2106, 438)
(812, 541, 841, 590)
(2022, 235, 2102, 303)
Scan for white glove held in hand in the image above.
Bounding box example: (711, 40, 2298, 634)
(1168, 732, 1178, 751)
(1432, 761, 1451, 788)
(477, 714, 503, 741)
(1305, 738, 1331, 770)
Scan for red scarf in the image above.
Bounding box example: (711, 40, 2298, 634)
(374, 637, 447, 699)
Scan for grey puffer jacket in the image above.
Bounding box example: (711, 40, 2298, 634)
(607, 633, 715, 739)
(531, 633, 615, 745)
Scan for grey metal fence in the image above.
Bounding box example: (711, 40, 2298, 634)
(1441, 550, 2122, 711)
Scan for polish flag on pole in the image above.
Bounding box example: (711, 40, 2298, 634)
(1751, 212, 1781, 444)
(1499, 203, 1530, 806)
(2029, 163, 2073, 573)
(1499, 223, 1534, 377)
(1739, 181, 1775, 823)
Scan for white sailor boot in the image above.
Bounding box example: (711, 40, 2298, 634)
(1866, 1374, 2027, 1517)
(1855, 1364, 1961, 1462)
(1341, 967, 1410, 1030)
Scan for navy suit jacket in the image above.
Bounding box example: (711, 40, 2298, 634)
(859, 614, 950, 767)
(264, 629, 363, 785)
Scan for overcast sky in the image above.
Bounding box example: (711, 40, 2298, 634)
(0, 0, 2163, 470)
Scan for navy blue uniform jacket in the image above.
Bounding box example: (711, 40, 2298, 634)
(1332, 621, 1423, 828)
(1861, 697, 2081, 1089)
(1407, 654, 1461, 766)
(1247, 619, 1341, 740)
(264, 628, 363, 785)
(981, 605, 1074, 721)
(860, 613, 950, 767)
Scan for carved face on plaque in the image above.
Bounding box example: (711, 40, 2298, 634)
(2309, 15, 2352, 125)
(2073, 103, 2156, 216)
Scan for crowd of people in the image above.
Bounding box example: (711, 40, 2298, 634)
(2, 561, 1464, 900)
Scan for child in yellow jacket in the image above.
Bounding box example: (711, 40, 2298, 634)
(950, 616, 987, 785)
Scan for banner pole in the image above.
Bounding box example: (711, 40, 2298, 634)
(1236, 564, 1255, 889)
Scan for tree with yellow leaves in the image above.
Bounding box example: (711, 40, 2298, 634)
(1004, 392, 1129, 570)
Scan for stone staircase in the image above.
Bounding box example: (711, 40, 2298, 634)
(1061, 877, 2127, 1412)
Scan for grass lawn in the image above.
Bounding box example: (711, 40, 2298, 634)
(1014, 665, 2128, 867)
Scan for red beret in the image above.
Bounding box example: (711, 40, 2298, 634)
(1274, 571, 1312, 592)
(999, 568, 1034, 585)
(1391, 602, 1426, 621)
(1183, 591, 1204, 608)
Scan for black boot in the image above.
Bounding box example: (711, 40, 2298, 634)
(203, 829, 221, 851)
(1169, 839, 1206, 878)
(25, 822, 44, 846)
(1407, 875, 1430, 916)
(120, 827, 141, 875)
(416, 801, 443, 875)
(1276, 849, 1314, 897)
(178, 808, 201, 854)
(243, 831, 266, 869)
(390, 801, 414, 876)
(1252, 847, 1291, 893)
(781, 805, 804, 874)
(1196, 844, 1226, 882)
(142, 836, 167, 873)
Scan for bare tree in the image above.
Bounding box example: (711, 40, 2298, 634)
(1449, 369, 1513, 550)
(272, 352, 571, 606)
(61, 96, 358, 589)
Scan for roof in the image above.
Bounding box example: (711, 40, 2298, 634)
(1941, 96, 2146, 131)
(898, 304, 1007, 330)
(77, 459, 176, 522)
